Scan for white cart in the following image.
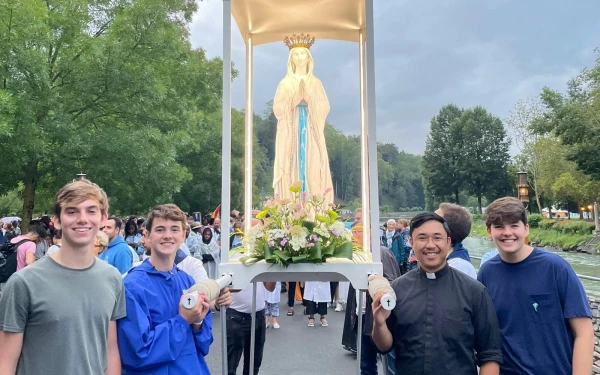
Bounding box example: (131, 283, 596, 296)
(218, 1, 381, 373)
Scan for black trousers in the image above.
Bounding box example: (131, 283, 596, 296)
(305, 300, 327, 316)
(226, 309, 266, 375)
(287, 281, 304, 307)
(330, 281, 339, 302)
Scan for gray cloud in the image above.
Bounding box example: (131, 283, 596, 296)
(190, 0, 600, 155)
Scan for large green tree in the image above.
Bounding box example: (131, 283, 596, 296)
(460, 106, 511, 212)
(0, 0, 229, 225)
(422, 104, 464, 204)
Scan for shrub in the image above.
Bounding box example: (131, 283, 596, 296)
(538, 219, 556, 230)
(472, 213, 483, 221)
(552, 220, 594, 235)
(527, 213, 543, 228)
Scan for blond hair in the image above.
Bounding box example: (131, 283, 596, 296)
(54, 179, 109, 217)
(95, 230, 109, 248)
(146, 204, 186, 233)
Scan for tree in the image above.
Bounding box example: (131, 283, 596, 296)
(505, 97, 548, 212)
(539, 51, 600, 181)
(422, 104, 464, 204)
(460, 106, 510, 213)
(0, 0, 229, 225)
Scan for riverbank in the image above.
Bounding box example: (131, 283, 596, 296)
(470, 219, 599, 254)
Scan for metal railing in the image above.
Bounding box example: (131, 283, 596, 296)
(471, 255, 600, 282)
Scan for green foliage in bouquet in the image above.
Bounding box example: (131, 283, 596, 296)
(238, 182, 358, 268)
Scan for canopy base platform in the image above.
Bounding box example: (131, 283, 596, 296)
(219, 261, 383, 290)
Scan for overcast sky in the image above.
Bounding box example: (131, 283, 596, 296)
(189, 0, 600, 155)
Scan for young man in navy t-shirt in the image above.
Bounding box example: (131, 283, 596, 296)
(478, 197, 594, 375)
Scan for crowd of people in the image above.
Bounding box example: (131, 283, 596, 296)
(0, 179, 596, 375)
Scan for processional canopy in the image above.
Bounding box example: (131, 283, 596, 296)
(231, 0, 366, 45)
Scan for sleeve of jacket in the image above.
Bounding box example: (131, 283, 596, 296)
(381, 247, 401, 281)
(117, 285, 193, 370)
(193, 310, 214, 356)
(114, 245, 133, 274)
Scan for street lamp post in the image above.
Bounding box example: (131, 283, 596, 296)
(517, 171, 529, 206)
(517, 171, 529, 245)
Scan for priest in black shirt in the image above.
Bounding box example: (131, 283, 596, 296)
(371, 212, 502, 375)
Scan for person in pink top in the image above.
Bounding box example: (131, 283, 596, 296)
(11, 225, 47, 270)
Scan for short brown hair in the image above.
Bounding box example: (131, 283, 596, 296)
(483, 197, 527, 228)
(439, 203, 472, 244)
(396, 219, 409, 227)
(146, 204, 186, 233)
(54, 179, 109, 217)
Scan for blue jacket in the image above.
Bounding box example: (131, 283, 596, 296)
(391, 230, 409, 265)
(117, 259, 213, 374)
(447, 242, 472, 263)
(99, 235, 133, 274)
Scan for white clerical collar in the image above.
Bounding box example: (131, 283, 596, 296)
(426, 272, 436, 279)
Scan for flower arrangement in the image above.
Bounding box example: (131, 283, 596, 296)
(238, 182, 365, 268)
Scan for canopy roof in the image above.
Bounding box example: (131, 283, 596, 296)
(231, 0, 366, 46)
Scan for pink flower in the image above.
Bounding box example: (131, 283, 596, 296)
(301, 192, 308, 202)
(312, 234, 319, 242)
(307, 243, 315, 248)
(280, 238, 288, 246)
(268, 241, 275, 247)
(324, 187, 332, 194)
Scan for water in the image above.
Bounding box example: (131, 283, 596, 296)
(464, 237, 600, 297)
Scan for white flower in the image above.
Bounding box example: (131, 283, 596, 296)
(313, 226, 330, 238)
(267, 228, 287, 241)
(289, 227, 309, 251)
(330, 221, 346, 237)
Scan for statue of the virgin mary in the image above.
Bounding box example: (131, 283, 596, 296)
(272, 34, 334, 205)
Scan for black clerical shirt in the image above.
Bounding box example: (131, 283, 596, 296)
(384, 264, 502, 374)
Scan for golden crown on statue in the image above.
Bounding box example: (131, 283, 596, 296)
(283, 33, 315, 50)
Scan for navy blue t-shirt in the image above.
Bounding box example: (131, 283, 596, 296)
(477, 248, 591, 375)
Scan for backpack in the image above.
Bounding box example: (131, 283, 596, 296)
(0, 239, 32, 283)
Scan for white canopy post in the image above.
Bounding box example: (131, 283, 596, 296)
(221, 0, 232, 264)
(220, 3, 232, 374)
(243, 34, 255, 252)
(365, 0, 380, 263)
(358, 29, 372, 255)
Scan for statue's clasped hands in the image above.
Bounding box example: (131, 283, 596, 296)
(295, 79, 308, 105)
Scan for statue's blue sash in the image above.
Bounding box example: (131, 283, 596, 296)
(298, 104, 308, 192)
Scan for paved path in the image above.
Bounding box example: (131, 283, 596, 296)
(205, 298, 384, 375)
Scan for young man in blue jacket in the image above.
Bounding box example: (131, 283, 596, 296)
(117, 204, 214, 374)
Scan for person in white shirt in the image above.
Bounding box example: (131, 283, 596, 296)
(227, 252, 276, 375)
(435, 203, 477, 278)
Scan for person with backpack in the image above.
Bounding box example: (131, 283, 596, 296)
(0, 224, 46, 283)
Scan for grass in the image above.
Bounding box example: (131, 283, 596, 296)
(470, 220, 593, 250)
(470, 220, 488, 238)
(529, 229, 592, 250)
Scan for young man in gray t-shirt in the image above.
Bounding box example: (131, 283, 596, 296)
(0, 179, 126, 374)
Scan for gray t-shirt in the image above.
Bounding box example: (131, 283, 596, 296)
(0, 256, 126, 374)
